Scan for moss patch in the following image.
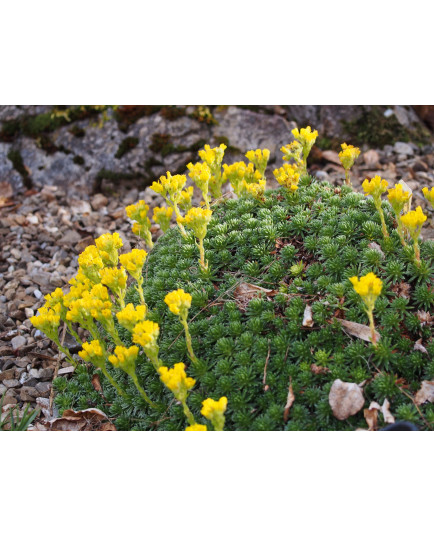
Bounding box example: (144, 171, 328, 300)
(7, 149, 32, 188)
(115, 137, 139, 159)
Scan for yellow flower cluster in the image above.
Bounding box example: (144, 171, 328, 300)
(273, 163, 300, 192)
(100, 267, 128, 306)
(245, 149, 270, 177)
(362, 175, 389, 197)
(178, 187, 194, 212)
(78, 245, 104, 283)
(338, 143, 361, 170)
(400, 206, 427, 234)
(164, 289, 192, 316)
(280, 141, 303, 164)
(422, 186, 434, 208)
(125, 200, 150, 224)
(185, 424, 207, 431)
(187, 161, 211, 207)
(349, 272, 382, 298)
(222, 161, 262, 197)
(30, 307, 61, 341)
(151, 172, 187, 203)
(198, 144, 227, 198)
(387, 183, 411, 213)
(177, 207, 212, 241)
(239, 179, 266, 200)
(116, 303, 147, 332)
(95, 232, 123, 267)
(152, 206, 173, 232)
(292, 126, 318, 163)
(108, 345, 139, 371)
(201, 396, 228, 431)
(119, 249, 147, 281)
(79, 339, 105, 367)
(158, 362, 196, 402)
(132, 320, 160, 348)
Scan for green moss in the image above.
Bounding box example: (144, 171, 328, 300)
(115, 137, 139, 159)
(0, 119, 21, 142)
(7, 149, 32, 188)
(149, 133, 189, 157)
(342, 106, 431, 148)
(56, 178, 433, 430)
(93, 168, 144, 193)
(114, 106, 161, 132)
(160, 106, 186, 121)
(69, 125, 86, 138)
(73, 155, 85, 166)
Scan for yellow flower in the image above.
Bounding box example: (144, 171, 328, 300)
(178, 186, 194, 212)
(387, 184, 411, 213)
(185, 424, 207, 431)
(152, 206, 173, 232)
(187, 161, 211, 191)
(30, 307, 61, 342)
(150, 172, 187, 204)
(239, 179, 266, 200)
(78, 339, 105, 367)
(119, 249, 147, 281)
(245, 148, 270, 177)
(132, 320, 159, 348)
(222, 161, 257, 196)
(362, 175, 388, 198)
(201, 396, 228, 431)
(116, 303, 147, 332)
(349, 272, 382, 299)
(198, 144, 227, 198)
(158, 362, 196, 402)
(95, 232, 123, 267)
(400, 206, 427, 234)
(280, 141, 303, 163)
(78, 245, 103, 283)
(291, 126, 318, 162)
(164, 289, 192, 316)
(338, 143, 361, 170)
(108, 345, 139, 374)
(100, 267, 128, 296)
(177, 207, 212, 240)
(125, 200, 150, 225)
(273, 163, 300, 191)
(422, 186, 434, 208)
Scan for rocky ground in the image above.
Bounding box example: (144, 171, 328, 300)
(0, 105, 433, 430)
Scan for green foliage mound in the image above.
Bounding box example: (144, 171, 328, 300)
(54, 177, 434, 430)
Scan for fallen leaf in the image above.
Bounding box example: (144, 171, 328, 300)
(302, 304, 314, 327)
(233, 282, 277, 311)
(381, 399, 395, 424)
(48, 408, 116, 431)
(414, 381, 434, 406)
(364, 401, 381, 431)
(283, 380, 295, 423)
(417, 310, 433, 326)
(414, 339, 428, 355)
(329, 379, 365, 420)
(91, 373, 103, 392)
(310, 364, 330, 375)
(335, 318, 380, 343)
(392, 282, 411, 299)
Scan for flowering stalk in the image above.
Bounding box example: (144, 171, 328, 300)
(291, 126, 318, 175)
(400, 206, 427, 266)
(150, 172, 189, 238)
(165, 289, 198, 364)
(362, 176, 389, 239)
(119, 249, 148, 307)
(100, 267, 128, 309)
(422, 186, 434, 208)
(159, 363, 197, 426)
(177, 208, 212, 270)
(152, 206, 173, 233)
(126, 201, 154, 249)
(187, 161, 211, 209)
(387, 184, 412, 246)
(108, 345, 156, 407)
(132, 320, 161, 370)
(349, 272, 383, 347)
(338, 143, 361, 187)
(198, 144, 227, 199)
(201, 397, 228, 431)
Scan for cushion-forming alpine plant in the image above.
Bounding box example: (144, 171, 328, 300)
(32, 128, 434, 431)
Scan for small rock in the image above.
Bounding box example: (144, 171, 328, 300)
(35, 382, 51, 397)
(412, 160, 429, 173)
(363, 149, 380, 168)
(11, 335, 26, 350)
(58, 366, 75, 375)
(394, 142, 414, 156)
(20, 385, 39, 402)
(0, 368, 15, 381)
(3, 389, 18, 405)
(58, 229, 82, 247)
(75, 236, 95, 253)
(34, 289, 43, 300)
(2, 379, 20, 389)
(91, 193, 108, 210)
(25, 308, 34, 318)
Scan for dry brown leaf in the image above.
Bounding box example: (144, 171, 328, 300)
(310, 364, 330, 375)
(392, 282, 411, 300)
(233, 282, 277, 311)
(414, 339, 428, 355)
(48, 408, 116, 431)
(302, 304, 314, 327)
(283, 380, 295, 423)
(414, 380, 434, 406)
(336, 318, 380, 343)
(417, 310, 433, 326)
(329, 379, 365, 420)
(381, 399, 395, 424)
(91, 373, 103, 392)
(364, 408, 378, 431)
